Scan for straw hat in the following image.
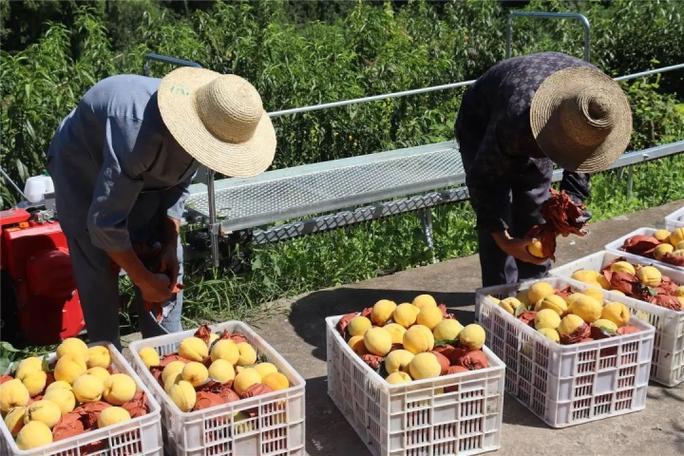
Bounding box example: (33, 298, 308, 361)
(530, 66, 632, 173)
(157, 67, 276, 177)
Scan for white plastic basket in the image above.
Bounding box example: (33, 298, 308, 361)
(0, 343, 163, 456)
(550, 251, 684, 386)
(128, 322, 305, 456)
(605, 227, 684, 271)
(474, 278, 655, 428)
(326, 315, 505, 456)
(665, 206, 684, 230)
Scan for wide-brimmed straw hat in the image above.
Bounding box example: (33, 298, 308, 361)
(530, 66, 632, 173)
(157, 67, 276, 177)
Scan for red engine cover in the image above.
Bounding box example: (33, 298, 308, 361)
(1, 216, 85, 344)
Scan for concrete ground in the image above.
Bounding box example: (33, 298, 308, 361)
(249, 200, 684, 456)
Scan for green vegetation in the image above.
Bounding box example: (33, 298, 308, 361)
(1, 0, 683, 334)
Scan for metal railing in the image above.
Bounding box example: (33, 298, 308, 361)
(507, 11, 591, 62)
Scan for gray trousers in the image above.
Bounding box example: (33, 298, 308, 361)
(66, 234, 183, 348)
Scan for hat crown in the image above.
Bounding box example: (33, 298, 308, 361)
(195, 74, 263, 143)
(560, 87, 616, 147)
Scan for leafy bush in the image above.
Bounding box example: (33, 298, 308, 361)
(1, 0, 683, 326)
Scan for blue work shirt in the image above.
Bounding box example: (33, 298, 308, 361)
(454, 52, 593, 233)
(47, 75, 199, 251)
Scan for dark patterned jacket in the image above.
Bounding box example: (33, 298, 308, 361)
(455, 52, 592, 233)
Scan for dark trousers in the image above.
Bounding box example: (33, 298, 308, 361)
(476, 165, 552, 288)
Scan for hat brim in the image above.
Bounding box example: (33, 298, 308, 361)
(157, 67, 277, 178)
(530, 67, 632, 173)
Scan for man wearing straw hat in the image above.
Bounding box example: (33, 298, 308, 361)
(46, 67, 276, 346)
(455, 51, 632, 287)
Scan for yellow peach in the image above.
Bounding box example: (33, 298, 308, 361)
(86, 346, 111, 369)
(432, 319, 464, 341)
(527, 238, 545, 258)
(236, 342, 257, 366)
(558, 314, 587, 338)
(636, 266, 662, 287)
(567, 293, 602, 323)
(363, 327, 392, 356)
(383, 323, 407, 345)
(347, 335, 368, 355)
(669, 227, 684, 246)
(25, 399, 61, 428)
(4, 406, 26, 436)
(161, 360, 186, 385)
(412, 294, 437, 309)
(498, 297, 523, 315)
(403, 325, 435, 353)
(537, 328, 560, 342)
(262, 372, 289, 391)
(583, 287, 604, 303)
(138, 347, 160, 368)
(181, 362, 209, 388)
(408, 352, 441, 380)
(233, 368, 261, 395)
(371, 299, 397, 325)
(45, 381, 71, 394)
(254, 362, 278, 379)
(386, 371, 412, 384)
(347, 316, 372, 337)
(384, 350, 414, 374)
(611, 261, 636, 275)
(98, 406, 131, 428)
(210, 339, 240, 364)
(416, 306, 443, 330)
(169, 381, 196, 412)
(20, 370, 47, 397)
(592, 319, 618, 332)
(43, 388, 76, 414)
(654, 229, 671, 242)
(0, 379, 29, 413)
(54, 354, 87, 384)
(72, 374, 104, 402)
(601, 302, 631, 327)
(534, 294, 568, 316)
(654, 243, 674, 260)
(527, 282, 555, 304)
(15, 357, 44, 379)
(16, 420, 52, 450)
(178, 337, 209, 362)
(534, 309, 561, 330)
(87, 366, 110, 383)
(393, 303, 420, 328)
(208, 359, 236, 383)
(103, 373, 137, 405)
(676, 286, 684, 297)
(459, 324, 486, 350)
(56, 337, 89, 362)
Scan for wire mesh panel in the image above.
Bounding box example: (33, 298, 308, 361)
(186, 141, 464, 232)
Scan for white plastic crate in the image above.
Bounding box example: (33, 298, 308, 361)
(325, 315, 505, 456)
(128, 321, 305, 456)
(0, 343, 163, 456)
(605, 227, 683, 271)
(665, 206, 684, 230)
(474, 278, 655, 428)
(550, 251, 684, 386)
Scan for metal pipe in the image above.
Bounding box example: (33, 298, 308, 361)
(614, 62, 684, 81)
(0, 166, 28, 200)
(143, 53, 202, 76)
(268, 79, 476, 118)
(507, 11, 591, 62)
(206, 168, 220, 268)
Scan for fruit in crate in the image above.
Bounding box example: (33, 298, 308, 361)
(371, 299, 397, 325)
(0, 344, 150, 450)
(140, 325, 290, 413)
(573, 258, 683, 311)
(621, 229, 684, 267)
(337, 294, 491, 385)
(97, 406, 131, 428)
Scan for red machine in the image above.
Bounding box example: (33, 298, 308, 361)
(0, 207, 85, 344)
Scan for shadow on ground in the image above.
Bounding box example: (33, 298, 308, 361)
(288, 288, 477, 362)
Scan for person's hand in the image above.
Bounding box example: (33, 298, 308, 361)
(158, 244, 180, 286)
(137, 272, 172, 304)
(491, 231, 548, 265)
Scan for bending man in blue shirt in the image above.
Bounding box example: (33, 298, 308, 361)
(47, 67, 277, 346)
(455, 52, 632, 287)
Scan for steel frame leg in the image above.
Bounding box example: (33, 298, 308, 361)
(419, 209, 436, 263)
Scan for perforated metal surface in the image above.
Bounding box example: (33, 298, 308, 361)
(186, 141, 463, 232)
